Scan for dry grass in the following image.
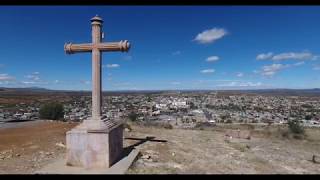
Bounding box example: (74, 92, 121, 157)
(0, 121, 319, 174)
(125, 123, 320, 174)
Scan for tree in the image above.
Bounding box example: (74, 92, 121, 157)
(39, 102, 64, 120)
(305, 115, 312, 121)
(128, 112, 138, 122)
(189, 102, 196, 109)
(288, 119, 304, 134)
(220, 113, 231, 122)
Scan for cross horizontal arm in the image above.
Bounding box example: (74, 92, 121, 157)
(97, 40, 130, 52)
(64, 43, 93, 54)
(64, 40, 130, 54)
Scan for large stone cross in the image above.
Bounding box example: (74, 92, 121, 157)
(64, 15, 131, 169)
(64, 15, 130, 130)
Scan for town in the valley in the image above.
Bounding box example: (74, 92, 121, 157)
(1, 89, 320, 128)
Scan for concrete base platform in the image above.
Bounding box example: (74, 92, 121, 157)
(66, 121, 123, 169)
(35, 148, 140, 174)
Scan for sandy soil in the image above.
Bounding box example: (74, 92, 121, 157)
(0, 121, 77, 174)
(0, 121, 319, 174)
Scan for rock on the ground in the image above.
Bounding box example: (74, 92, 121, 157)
(141, 154, 151, 160)
(312, 155, 320, 164)
(55, 142, 66, 148)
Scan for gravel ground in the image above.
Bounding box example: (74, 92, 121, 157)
(0, 121, 319, 174)
(125, 124, 320, 174)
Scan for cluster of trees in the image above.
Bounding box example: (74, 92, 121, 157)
(39, 102, 64, 120)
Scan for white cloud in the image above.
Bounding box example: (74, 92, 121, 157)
(259, 63, 290, 77)
(194, 28, 227, 44)
(123, 56, 132, 61)
(257, 51, 316, 61)
(200, 69, 215, 74)
(54, 80, 60, 84)
(272, 52, 313, 61)
(293, 61, 305, 66)
(311, 56, 320, 61)
(22, 81, 36, 84)
(236, 72, 244, 77)
(195, 79, 242, 84)
(103, 64, 120, 68)
(80, 80, 90, 85)
(25, 72, 40, 81)
(171, 82, 181, 85)
(172, 51, 181, 56)
(21, 72, 50, 85)
(256, 52, 318, 61)
(217, 81, 263, 87)
(113, 82, 132, 87)
(206, 56, 219, 62)
(256, 52, 273, 60)
(313, 64, 320, 70)
(0, 74, 15, 81)
(22, 81, 48, 85)
(257, 61, 306, 77)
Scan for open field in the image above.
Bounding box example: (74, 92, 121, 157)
(0, 121, 319, 174)
(126, 123, 320, 174)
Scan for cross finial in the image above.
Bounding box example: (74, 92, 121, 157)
(91, 15, 103, 25)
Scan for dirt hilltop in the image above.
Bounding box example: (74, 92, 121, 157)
(0, 121, 319, 174)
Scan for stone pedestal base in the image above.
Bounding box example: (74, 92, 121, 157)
(66, 121, 123, 169)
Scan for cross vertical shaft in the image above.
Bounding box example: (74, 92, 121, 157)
(64, 15, 130, 130)
(91, 17, 102, 120)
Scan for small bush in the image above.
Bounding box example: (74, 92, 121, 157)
(293, 134, 304, 140)
(39, 102, 64, 120)
(288, 119, 304, 134)
(163, 123, 173, 129)
(195, 122, 216, 130)
(252, 119, 258, 123)
(226, 119, 233, 124)
(140, 121, 173, 130)
(281, 130, 290, 138)
(128, 112, 138, 122)
(246, 124, 255, 130)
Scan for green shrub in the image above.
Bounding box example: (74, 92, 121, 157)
(128, 112, 138, 122)
(288, 119, 304, 134)
(226, 119, 233, 124)
(140, 121, 173, 129)
(281, 130, 290, 138)
(194, 122, 216, 130)
(163, 123, 173, 129)
(39, 102, 64, 120)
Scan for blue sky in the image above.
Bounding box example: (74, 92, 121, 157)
(0, 6, 320, 90)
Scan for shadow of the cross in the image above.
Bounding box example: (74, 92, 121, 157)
(121, 136, 167, 159)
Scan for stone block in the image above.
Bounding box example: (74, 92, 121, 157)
(66, 123, 123, 169)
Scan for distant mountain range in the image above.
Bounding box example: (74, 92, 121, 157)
(1, 87, 320, 96)
(0, 87, 51, 92)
